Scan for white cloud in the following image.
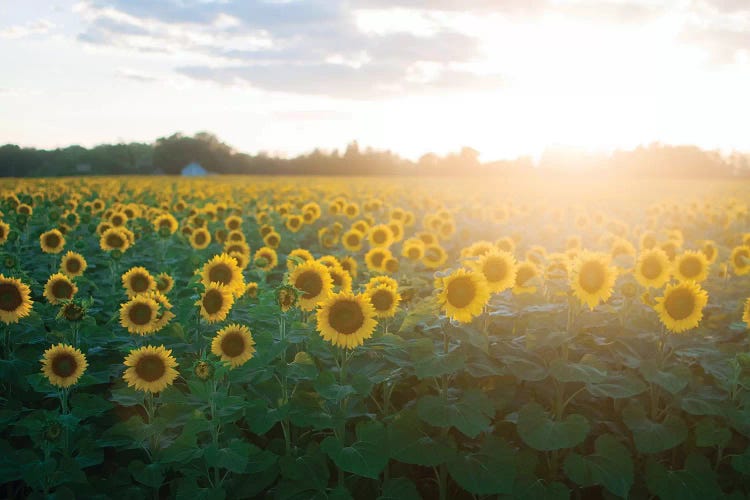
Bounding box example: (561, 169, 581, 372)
(0, 20, 55, 39)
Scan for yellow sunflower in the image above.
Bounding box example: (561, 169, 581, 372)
(471, 250, 517, 294)
(211, 323, 255, 368)
(438, 269, 490, 323)
(340, 256, 358, 278)
(0, 274, 33, 324)
(421, 244, 448, 270)
(59, 251, 87, 277)
(224, 215, 243, 231)
(743, 298, 750, 327)
(121, 266, 156, 298)
(155, 272, 174, 294)
(634, 248, 671, 288)
(383, 257, 399, 274)
(244, 282, 259, 299)
(153, 213, 178, 235)
(654, 281, 708, 333)
(287, 248, 315, 271)
(570, 251, 617, 310)
(190, 227, 212, 249)
(289, 260, 333, 311)
(100, 228, 131, 253)
(365, 276, 398, 293)
(673, 251, 710, 283)
(368, 224, 394, 248)
(0, 220, 10, 245)
(364, 247, 391, 272)
(120, 295, 160, 335)
(254, 246, 278, 271)
(700, 240, 718, 264)
(316, 292, 378, 349)
(329, 264, 353, 293)
(43, 273, 78, 305)
(342, 229, 364, 252)
(366, 284, 401, 318)
(40, 229, 66, 254)
(123, 345, 179, 393)
(513, 260, 541, 295)
(41, 343, 87, 388)
(401, 238, 425, 261)
(285, 215, 303, 233)
(201, 253, 245, 296)
(263, 231, 281, 249)
(730, 246, 750, 276)
(197, 283, 234, 323)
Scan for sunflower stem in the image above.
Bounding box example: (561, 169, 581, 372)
(59, 387, 70, 459)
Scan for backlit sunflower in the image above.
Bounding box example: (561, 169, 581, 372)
(513, 260, 541, 295)
(0, 274, 33, 324)
(155, 272, 174, 294)
(41, 343, 87, 388)
(329, 264, 353, 293)
(190, 227, 212, 249)
(366, 284, 401, 318)
(211, 323, 256, 368)
(700, 240, 718, 264)
(316, 292, 378, 349)
(634, 248, 671, 288)
(342, 229, 364, 252)
(368, 224, 394, 248)
(673, 251, 710, 283)
(438, 268, 490, 323)
(122, 267, 156, 298)
(120, 294, 160, 335)
(365, 247, 393, 272)
(40, 229, 66, 254)
(100, 228, 131, 253)
(197, 283, 234, 323)
(365, 275, 398, 293)
(43, 272, 78, 305)
(401, 238, 425, 261)
(60, 251, 87, 277)
(570, 251, 617, 310)
(421, 244, 448, 270)
(0, 220, 9, 245)
(123, 345, 179, 393)
(730, 246, 750, 276)
(201, 253, 245, 296)
(289, 260, 333, 311)
(340, 256, 358, 278)
(471, 250, 517, 294)
(254, 246, 278, 271)
(654, 281, 708, 333)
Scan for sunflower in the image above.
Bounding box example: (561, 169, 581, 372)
(362, 247, 389, 272)
(190, 228, 212, 249)
(155, 272, 174, 294)
(153, 213, 178, 235)
(513, 260, 541, 295)
(654, 281, 708, 333)
(59, 251, 87, 277)
(197, 283, 234, 323)
(700, 240, 718, 264)
(401, 238, 425, 261)
(329, 264, 353, 293)
(100, 228, 131, 252)
(438, 269, 490, 323)
(366, 284, 401, 318)
(40, 229, 66, 254)
(41, 344, 87, 388)
(224, 215, 243, 231)
(254, 246, 278, 271)
(634, 248, 671, 288)
(730, 246, 750, 276)
(286, 248, 314, 271)
(0, 274, 33, 324)
(120, 294, 160, 335)
(570, 251, 617, 310)
(342, 229, 364, 252)
(285, 215, 303, 233)
(211, 324, 255, 368)
(224, 240, 250, 259)
(421, 244, 448, 270)
(471, 250, 517, 294)
(109, 212, 128, 227)
(201, 253, 245, 295)
(289, 260, 333, 311)
(365, 275, 399, 293)
(244, 282, 259, 299)
(43, 273, 78, 305)
(316, 292, 378, 349)
(743, 298, 750, 327)
(495, 237, 516, 253)
(263, 231, 281, 249)
(0, 220, 9, 245)
(673, 251, 710, 283)
(121, 267, 156, 298)
(368, 224, 394, 248)
(123, 345, 179, 393)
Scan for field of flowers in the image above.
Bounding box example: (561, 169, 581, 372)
(1, 175, 749, 499)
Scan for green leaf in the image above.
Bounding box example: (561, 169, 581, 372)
(204, 439, 259, 473)
(128, 460, 164, 488)
(563, 434, 634, 498)
(410, 338, 466, 379)
(646, 454, 722, 500)
(503, 355, 548, 382)
(387, 411, 456, 466)
(321, 420, 388, 479)
(279, 444, 329, 492)
(70, 392, 114, 419)
(109, 386, 145, 407)
(695, 419, 731, 448)
(731, 445, 750, 474)
(512, 480, 570, 500)
(313, 372, 356, 402)
(416, 390, 494, 438)
(586, 372, 647, 399)
(516, 402, 589, 451)
(639, 360, 690, 394)
(549, 359, 607, 384)
(398, 297, 439, 333)
(446, 436, 516, 495)
(622, 401, 687, 454)
(377, 478, 421, 500)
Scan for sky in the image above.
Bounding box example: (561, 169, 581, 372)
(1, 0, 749, 161)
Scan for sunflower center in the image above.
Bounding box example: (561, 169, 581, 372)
(129, 303, 154, 325)
(483, 258, 508, 282)
(66, 258, 81, 273)
(130, 274, 150, 293)
(135, 355, 166, 382)
(51, 279, 74, 299)
(446, 276, 476, 308)
(678, 257, 702, 278)
(373, 231, 386, 244)
(346, 234, 359, 246)
(203, 290, 224, 314)
(641, 256, 662, 280)
(578, 261, 606, 293)
(295, 270, 323, 299)
(106, 233, 125, 248)
(159, 219, 172, 228)
(516, 266, 535, 286)
(220, 331, 246, 357)
(45, 233, 61, 248)
(208, 264, 232, 285)
(267, 235, 279, 245)
(371, 252, 386, 267)
(195, 232, 207, 245)
(371, 289, 393, 311)
(703, 246, 715, 260)
(664, 288, 695, 320)
(331, 272, 343, 287)
(407, 247, 420, 259)
(0, 283, 23, 311)
(328, 300, 365, 335)
(52, 353, 77, 378)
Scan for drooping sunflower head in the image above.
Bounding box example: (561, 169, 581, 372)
(41, 343, 87, 388)
(0, 274, 33, 324)
(40, 229, 66, 254)
(276, 284, 299, 312)
(634, 248, 671, 288)
(197, 283, 234, 323)
(123, 345, 179, 394)
(366, 284, 401, 318)
(201, 253, 245, 295)
(254, 246, 278, 272)
(59, 251, 87, 277)
(211, 323, 255, 368)
(472, 250, 517, 294)
(121, 266, 156, 298)
(155, 272, 174, 294)
(673, 251, 710, 283)
(43, 272, 78, 305)
(316, 292, 378, 349)
(438, 268, 490, 323)
(654, 281, 708, 333)
(730, 246, 750, 276)
(570, 251, 617, 310)
(289, 260, 333, 311)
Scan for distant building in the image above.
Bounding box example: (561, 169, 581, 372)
(181, 162, 207, 176)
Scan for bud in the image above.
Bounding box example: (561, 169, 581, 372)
(3, 255, 17, 269)
(60, 302, 85, 322)
(245, 282, 259, 299)
(194, 361, 213, 381)
(44, 422, 62, 442)
(276, 285, 298, 312)
(292, 351, 314, 365)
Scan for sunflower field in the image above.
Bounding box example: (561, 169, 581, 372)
(1, 176, 750, 499)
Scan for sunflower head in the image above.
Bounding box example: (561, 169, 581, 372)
(289, 260, 333, 311)
(730, 246, 750, 276)
(194, 360, 213, 380)
(276, 284, 299, 312)
(438, 268, 491, 323)
(421, 244, 447, 270)
(244, 282, 259, 299)
(0, 274, 33, 324)
(121, 267, 156, 298)
(201, 253, 244, 295)
(635, 248, 671, 288)
(570, 251, 617, 310)
(316, 292, 378, 350)
(123, 345, 179, 394)
(120, 295, 161, 335)
(43, 272, 78, 305)
(366, 284, 401, 318)
(156, 272, 174, 294)
(673, 251, 709, 283)
(254, 247, 278, 271)
(41, 343, 87, 388)
(654, 281, 709, 333)
(197, 283, 234, 323)
(60, 251, 87, 277)
(211, 324, 256, 368)
(286, 248, 315, 271)
(190, 228, 212, 249)
(40, 229, 66, 254)
(472, 250, 517, 294)
(513, 261, 541, 295)
(58, 301, 86, 322)
(100, 228, 131, 253)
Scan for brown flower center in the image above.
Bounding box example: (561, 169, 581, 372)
(295, 270, 323, 299)
(664, 287, 695, 321)
(678, 256, 702, 278)
(578, 261, 606, 293)
(194, 232, 207, 245)
(106, 233, 125, 248)
(203, 289, 224, 314)
(447, 276, 476, 308)
(220, 331, 245, 357)
(51, 279, 74, 299)
(52, 353, 77, 378)
(483, 257, 508, 283)
(130, 273, 151, 293)
(0, 283, 23, 312)
(208, 264, 232, 285)
(129, 303, 154, 325)
(135, 355, 166, 382)
(45, 233, 61, 248)
(66, 258, 81, 273)
(516, 265, 535, 286)
(328, 300, 365, 335)
(640, 256, 662, 280)
(370, 289, 393, 311)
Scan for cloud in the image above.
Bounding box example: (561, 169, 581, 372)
(0, 20, 55, 39)
(116, 68, 159, 83)
(681, 26, 750, 64)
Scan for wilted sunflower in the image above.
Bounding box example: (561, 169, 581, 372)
(342, 229, 364, 252)
(40, 229, 66, 254)
(673, 251, 710, 283)
(0, 220, 10, 245)
(289, 260, 333, 311)
(197, 283, 234, 323)
(654, 281, 708, 333)
(59, 251, 87, 277)
(634, 248, 671, 288)
(201, 253, 244, 295)
(254, 246, 278, 271)
(570, 251, 617, 310)
(366, 284, 401, 318)
(730, 246, 750, 276)
(317, 292, 377, 349)
(211, 324, 255, 368)
(190, 228, 212, 249)
(438, 268, 490, 323)
(155, 272, 174, 294)
(41, 343, 87, 388)
(472, 250, 517, 294)
(100, 228, 131, 253)
(0, 274, 33, 324)
(277, 284, 299, 312)
(123, 345, 179, 393)
(43, 272, 78, 305)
